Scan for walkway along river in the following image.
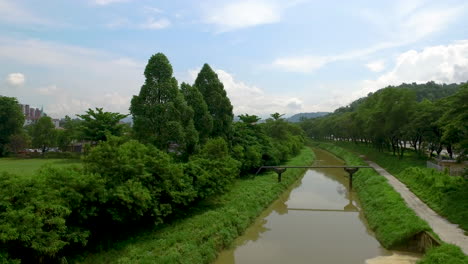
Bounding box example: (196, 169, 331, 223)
(214, 148, 421, 264)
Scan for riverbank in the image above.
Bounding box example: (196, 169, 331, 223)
(314, 142, 430, 248)
(72, 147, 315, 263)
(332, 141, 468, 232)
(314, 142, 468, 263)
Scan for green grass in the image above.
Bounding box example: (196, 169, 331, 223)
(71, 147, 315, 264)
(314, 142, 431, 248)
(417, 244, 468, 264)
(333, 141, 468, 232)
(0, 158, 82, 177)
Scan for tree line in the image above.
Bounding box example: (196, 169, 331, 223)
(300, 82, 467, 160)
(0, 53, 305, 263)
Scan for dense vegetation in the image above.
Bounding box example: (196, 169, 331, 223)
(301, 82, 467, 161)
(73, 147, 314, 263)
(0, 53, 305, 263)
(314, 142, 431, 248)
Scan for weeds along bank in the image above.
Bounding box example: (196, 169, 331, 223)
(333, 141, 468, 232)
(72, 147, 315, 264)
(315, 142, 468, 263)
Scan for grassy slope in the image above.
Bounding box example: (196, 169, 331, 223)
(417, 244, 468, 264)
(0, 158, 82, 177)
(333, 141, 468, 232)
(314, 142, 430, 248)
(72, 147, 315, 264)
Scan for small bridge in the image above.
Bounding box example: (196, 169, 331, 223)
(256, 166, 373, 189)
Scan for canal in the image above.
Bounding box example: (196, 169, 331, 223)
(214, 148, 421, 264)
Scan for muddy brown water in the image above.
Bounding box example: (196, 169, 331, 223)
(214, 148, 421, 264)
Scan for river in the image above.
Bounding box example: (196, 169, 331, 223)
(214, 148, 421, 264)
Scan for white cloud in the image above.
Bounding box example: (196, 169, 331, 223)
(203, 0, 283, 32)
(140, 17, 171, 30)
(365, 60, 385, 72)
(37, 85, 58, 95)
(187, 68, 303, 116)
(359, 40, 468, 96)
(94, 0, 131, 6)
(0, 0, 49, 25)
(272, 1, 465, 73)
(0, 37, 144, 117)
(272, 56, 330, 73)
(6, 73, 25, 86)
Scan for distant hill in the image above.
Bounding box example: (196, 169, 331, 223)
(287, 112, 330, 122)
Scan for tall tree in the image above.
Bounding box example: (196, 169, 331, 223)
(194, 64, 233, 138)
(181, 82, 213, 143)
(31, 116, 56, 153)
(130, 53, 198, 152)
(77, 108, 128, 142)
(0, 96, 25, 156)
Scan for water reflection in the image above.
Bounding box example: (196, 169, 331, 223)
(214, 148, 419, 264)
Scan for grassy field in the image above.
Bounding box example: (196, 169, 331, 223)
(0, 158, 82, 177)
(333, 141, 468, 232)
(71, 147, 315, 264)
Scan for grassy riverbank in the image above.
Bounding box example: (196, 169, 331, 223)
(315, 142, 468, 262)
(314, 142, 430, 248)
(332, 141, 468, 232)
(72, 147, 315, 263)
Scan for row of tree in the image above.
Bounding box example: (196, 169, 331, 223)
(0, 53, 305, 263)
(300, 82, 467, 160)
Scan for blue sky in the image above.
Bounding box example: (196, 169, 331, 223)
(1, 0, 468, 118)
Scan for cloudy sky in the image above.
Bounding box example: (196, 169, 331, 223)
(1, 0, 468, 118)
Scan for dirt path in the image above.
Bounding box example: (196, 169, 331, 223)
(363, 158, 468, 255)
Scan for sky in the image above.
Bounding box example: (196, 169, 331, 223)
(1, 0, 468, 119)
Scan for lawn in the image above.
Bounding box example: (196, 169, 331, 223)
(0, 158, 82, 177)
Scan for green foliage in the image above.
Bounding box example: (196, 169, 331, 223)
(0, 172, 71, 260)
(72, 147, 315, 264)
(5, 129, 30, 154)
(181, 82, 213, 144)
(130, 53, 198, 153)
(77, 108, 128, 142)
(194, 64, 233, 138)
(300, 82, 467, 159)
(30, 116, 56, 153)
(417, 244, 468, 264)
(186, 138, 240, 198)
(315, 142, 431, 248)
(83, 137, 196, 223)
(398, 167, 468, 230)
(0, 97, 24, 156)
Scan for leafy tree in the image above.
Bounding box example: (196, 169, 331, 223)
(6, 130, 30, 154)
(194, 64, 233, 138)
(62, 115, 84, 141)
(55, 129, 72, 152)
(77, 108, 128, 143)
(238, 114, 261, 125)
(30, 116, 56, 153)
(0, 97, 24, 156)
(130, 53, 198, 152)
(181, 82, 213, 143)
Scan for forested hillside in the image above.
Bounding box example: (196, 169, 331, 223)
(300, 82, 467, 160)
